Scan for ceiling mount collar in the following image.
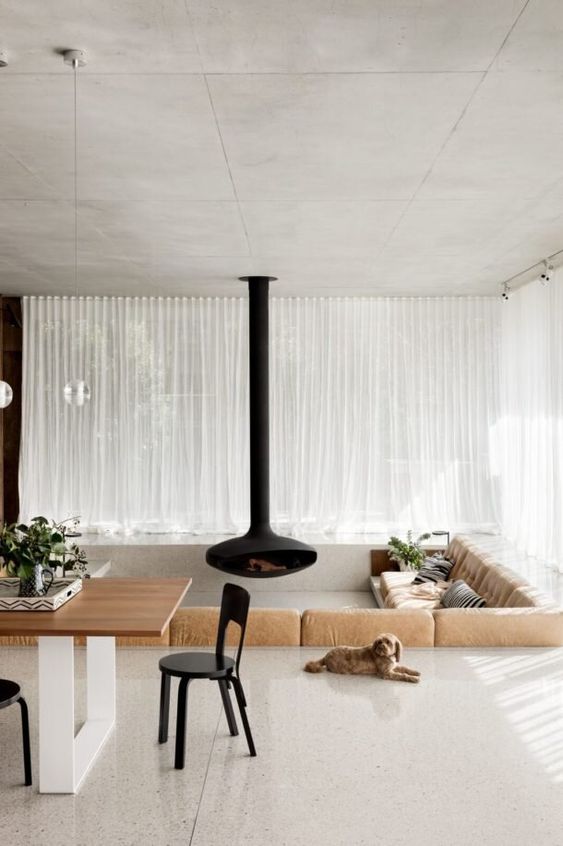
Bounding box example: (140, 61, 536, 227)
(63, 49, 87, 68)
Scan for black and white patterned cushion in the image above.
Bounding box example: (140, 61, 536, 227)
(413, 555, 454, 585)
(441, 579, 486, 608)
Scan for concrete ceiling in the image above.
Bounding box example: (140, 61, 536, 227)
(0, 0, 562, 297)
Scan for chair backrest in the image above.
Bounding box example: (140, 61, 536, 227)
(215, 583, 251, 674)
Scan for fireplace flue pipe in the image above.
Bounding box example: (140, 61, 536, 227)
(206, 276, 317, 578)
(247, 276, 271, 530)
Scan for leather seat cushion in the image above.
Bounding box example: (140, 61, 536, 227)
(301, 608, 434, 647)
(170, 607, 301, 647)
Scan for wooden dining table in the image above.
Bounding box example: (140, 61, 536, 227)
(0, 578, 191, 794)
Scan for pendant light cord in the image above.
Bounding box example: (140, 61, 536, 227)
(73, 58, 78, 298)
(61, 50, 90, 407)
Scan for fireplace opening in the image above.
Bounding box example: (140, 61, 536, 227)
(206, 276, 317, 579)
(206, 527, 317, 579)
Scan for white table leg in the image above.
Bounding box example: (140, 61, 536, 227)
(38, 636, 75, 793)
(38, 636, 116, 794)
(74, 636, 116, 790)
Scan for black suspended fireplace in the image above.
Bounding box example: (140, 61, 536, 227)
(206, 276, 317, 578)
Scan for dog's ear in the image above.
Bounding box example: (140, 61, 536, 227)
(392, 636, 402, 663)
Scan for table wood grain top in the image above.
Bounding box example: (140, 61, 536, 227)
(0, 578, 191, 637)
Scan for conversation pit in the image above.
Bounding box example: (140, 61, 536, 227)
(2, 535, 560, 652)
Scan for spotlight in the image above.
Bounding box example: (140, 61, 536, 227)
(501, 282, 510, 301)
(540, 260, 553, 285)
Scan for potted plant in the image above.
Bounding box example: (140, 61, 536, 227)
(387, 530, 432, 572)
(0, 516, 88, 597)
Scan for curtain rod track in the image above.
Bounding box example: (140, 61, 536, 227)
(502, 246, 563, 291)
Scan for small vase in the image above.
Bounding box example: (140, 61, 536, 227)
(18, 565, 54, 598)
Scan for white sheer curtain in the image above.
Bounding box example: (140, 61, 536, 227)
(21, 297, 250, 533)
(20, 295, 500, 535)
(495, 270, 563, 571)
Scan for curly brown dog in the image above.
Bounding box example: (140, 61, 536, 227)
(304, 633, 420, 683)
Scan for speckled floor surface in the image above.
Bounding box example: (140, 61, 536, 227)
(1, 646, 563, 846)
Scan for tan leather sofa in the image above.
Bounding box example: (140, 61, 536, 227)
(172, 535, 563, 648)
(377, 535, 563, 647)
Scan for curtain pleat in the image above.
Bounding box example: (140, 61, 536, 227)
(496, 271, 563, 571)
(20, 295, 500, 534)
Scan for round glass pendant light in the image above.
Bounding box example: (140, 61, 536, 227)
(62, 49, 91, 406)
(64, 379, 91, 407)
(0, 381, 13, 409)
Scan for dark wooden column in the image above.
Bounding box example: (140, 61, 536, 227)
(0, 297, 23, 524)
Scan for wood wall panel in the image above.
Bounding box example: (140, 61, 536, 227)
(371, 548, 444, 576)
(0, 297, 22, 524)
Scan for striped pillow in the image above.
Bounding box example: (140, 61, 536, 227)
(413, 555, 453, 585)
(441, 579, 486, 608)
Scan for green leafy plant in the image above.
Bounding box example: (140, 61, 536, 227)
(387, 530, 432, 571)
(0, 516, 88, 582)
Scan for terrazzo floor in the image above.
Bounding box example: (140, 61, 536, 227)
(1, 645, 563, 846)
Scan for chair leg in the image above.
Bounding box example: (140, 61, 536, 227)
(158, 672, 171, 744)
(18, 697, 32, 786)
(231, 676, 256, 757)
(174, 678, 190, 770)
(237, 679, 248, 708)
(217, 679, 238, 737)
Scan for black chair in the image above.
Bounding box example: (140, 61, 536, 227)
(0, 679, 32, 786)
(158, 583, 256, 769)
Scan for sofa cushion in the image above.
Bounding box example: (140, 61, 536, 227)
(170, 607, 301, 647)
(413, 555, 454, 585)
(434, 608, 563, 647)
(447, 537, 493, 592)
(441, 580, 486, 609)
(301, 608, 435, 647)
(447, 536, 530, 607)
(476, 567, 524, 607)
